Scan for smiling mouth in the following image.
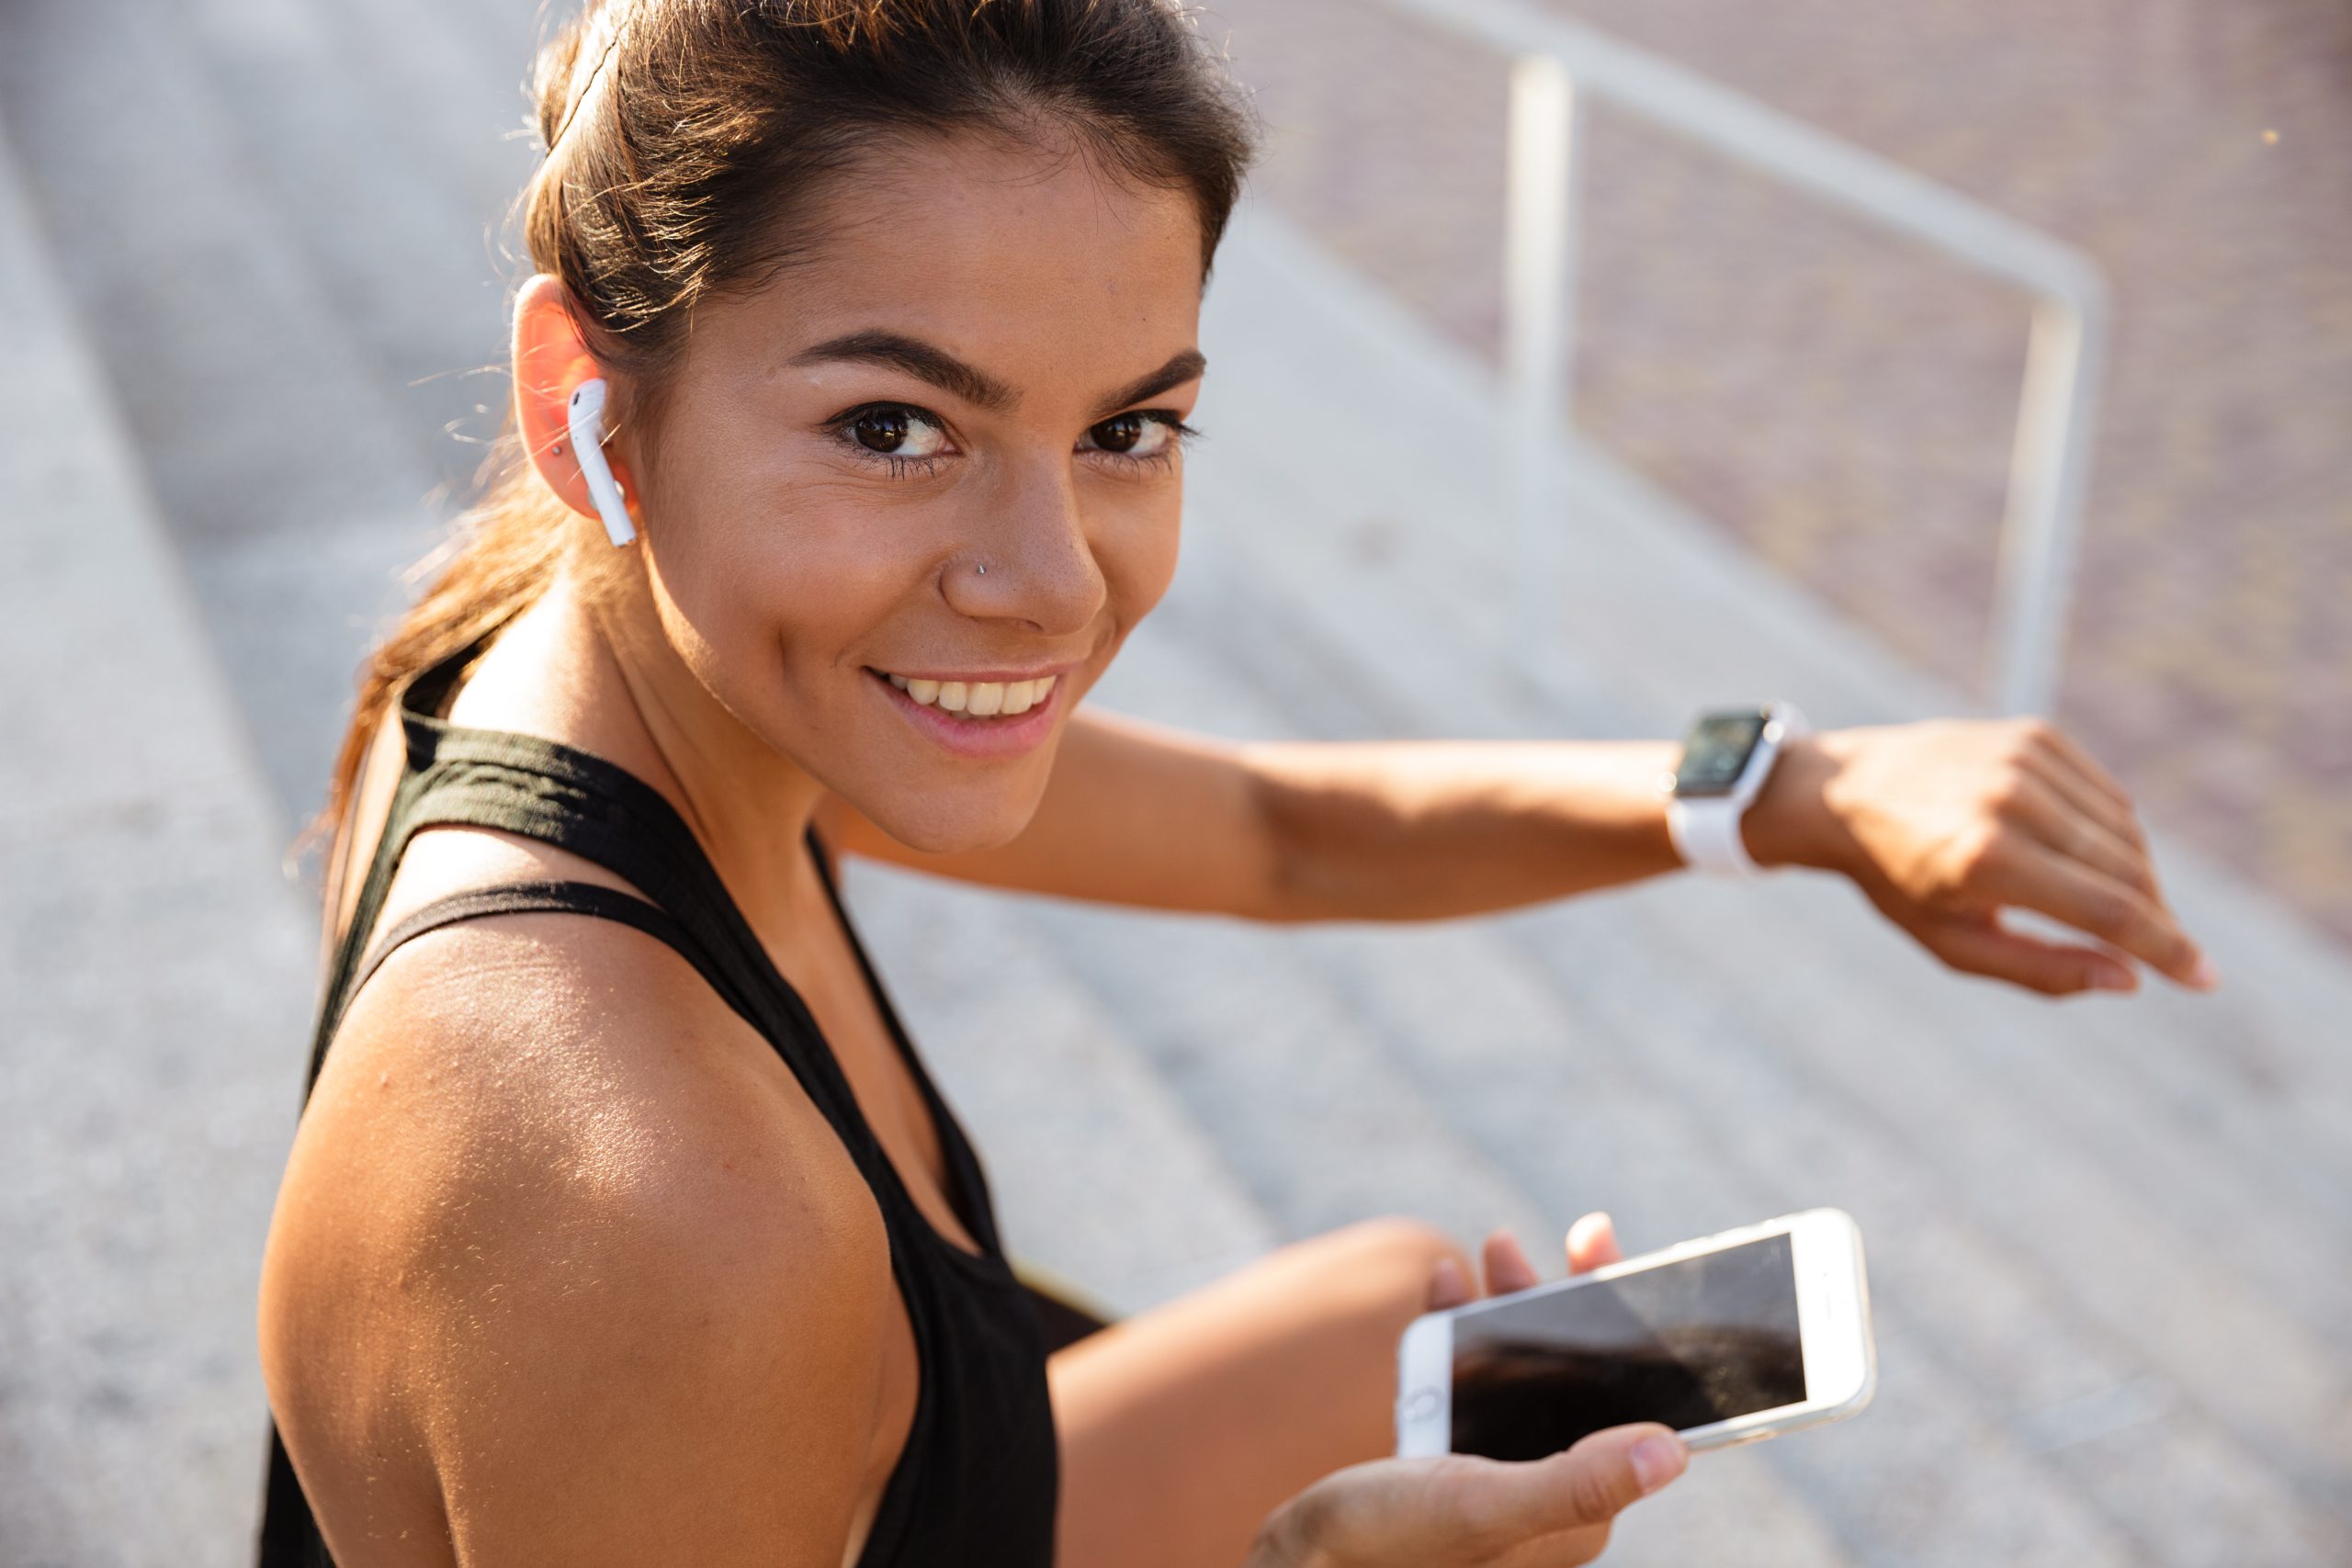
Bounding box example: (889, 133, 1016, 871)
(869, 670, 1059, 719)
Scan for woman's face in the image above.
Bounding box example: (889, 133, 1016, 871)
(616, 132, 1209, 853)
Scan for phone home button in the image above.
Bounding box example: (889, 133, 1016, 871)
(1404, 1386, 1442, 1423)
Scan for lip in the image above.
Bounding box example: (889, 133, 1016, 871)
(866, 667, 1067, 760)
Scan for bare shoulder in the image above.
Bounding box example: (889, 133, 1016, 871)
(260, 911, 893, 1566)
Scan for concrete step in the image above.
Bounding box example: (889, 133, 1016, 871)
(839, 861, 1283, 1316)
(332, 0, 549, 244)
(0, 0, 449, 820)
(1192, 446, 2352, 1374)
(1103, 578, 2342, 1563)
(1520, 891, 2349, 1563)
(962, 612, 1845, 1568)
(1206, 203, 2352, 1141)
(0, 0, 442, 549)
(1193, 204, 2352, 1258)
(1181, 416, 2352, 1345)
(183, 0, 528, 499)
(8, 0, 2343, 1553)
(0, 117, 311, 1568)
(850, 634, 1857, 1564)
(1141, 202, 2352, 1556)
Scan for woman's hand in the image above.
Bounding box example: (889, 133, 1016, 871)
(1247, 1422, 1684, 1568)
(1247, 1215, 1683, 1568)
(1746, 718, 2218, 998)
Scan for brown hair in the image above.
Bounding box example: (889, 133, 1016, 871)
(313, 0, 1254, 880)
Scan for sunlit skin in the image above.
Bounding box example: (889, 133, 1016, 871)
(518, 130, 1204, 871)
(258, 126, 2215, 1568)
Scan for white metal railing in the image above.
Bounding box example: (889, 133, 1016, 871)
(1378, 0, 2112, 717)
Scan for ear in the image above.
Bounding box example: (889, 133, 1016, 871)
(513, 274, 642, 528)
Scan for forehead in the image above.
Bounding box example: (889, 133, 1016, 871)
(694, 130, 1209, 395)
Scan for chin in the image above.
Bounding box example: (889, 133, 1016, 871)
(851, 769, 1050, 858)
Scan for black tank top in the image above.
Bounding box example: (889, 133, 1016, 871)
(258, 635, 1060, 1567)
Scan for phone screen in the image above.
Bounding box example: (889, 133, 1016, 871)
(1449, 1234, 1806, 1459)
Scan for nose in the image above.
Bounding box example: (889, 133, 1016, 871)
(943, 462, 1108, 637)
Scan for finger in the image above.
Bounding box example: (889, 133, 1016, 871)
(1484, 1230, 1542, 1296)
(1478, 1425, 1686, 1542)
(1566, 1213, 1621, 1275)
(1980, 840, 2212, 988)
(2002, 773, 2160, 902)
(1928, 914, 2136, 997)
(2018, 745, 2150, 860)
(1429, 1256, 1474, 1311)
(2030, 721, 2136, 813)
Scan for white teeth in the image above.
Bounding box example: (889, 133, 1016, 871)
(888, 671, 1059, 716)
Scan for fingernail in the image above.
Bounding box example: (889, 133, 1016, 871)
(1429, 1257, 1467, 1306)
(2092, 967, 2136, 993)
(2188, 955, 2221, 991)
(1631, 1434, 1687, 1495)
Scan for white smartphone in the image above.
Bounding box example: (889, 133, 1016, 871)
(1396, 1208, 1876, 1459)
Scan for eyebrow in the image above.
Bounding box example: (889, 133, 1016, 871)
(1094, 350, 1208, 419)
(790, 332, 1208, 421)
(790, 331, 1017, 412)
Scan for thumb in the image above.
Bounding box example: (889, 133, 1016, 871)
(1491, 1425, 1687, 1538)
(1261, 1427, 1690, 1567)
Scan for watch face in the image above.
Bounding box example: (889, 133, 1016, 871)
(1676, 712, 1770, 797)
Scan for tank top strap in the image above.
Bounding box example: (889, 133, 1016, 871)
(807, 829, 1010, 1261)
(270, 632, 1060, 1568)
(322, 880, 745, 1065)
(309, 637, 866, 1147)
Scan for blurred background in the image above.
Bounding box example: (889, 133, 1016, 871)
(3, 1, 2347, 1563)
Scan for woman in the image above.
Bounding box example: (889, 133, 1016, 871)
(255, 3, 2211, 1564)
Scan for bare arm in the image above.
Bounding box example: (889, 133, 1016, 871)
(821, 708, 1680, 921)
(825, 708, 2215, 997)
(261, 919, 899, 1567)
(422, 1149, 892, 1566)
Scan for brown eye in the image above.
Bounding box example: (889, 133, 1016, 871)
(1091, 412, 1148, 453)
(845, 405, 946, 460)
(1085, 412, 1177, 459)
(854, 408, 910, 453)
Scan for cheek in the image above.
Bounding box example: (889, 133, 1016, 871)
(1099, 486, 1184, 626)
(642, 472, 928, 714)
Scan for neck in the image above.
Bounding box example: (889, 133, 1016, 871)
(461, 567, 831, 933)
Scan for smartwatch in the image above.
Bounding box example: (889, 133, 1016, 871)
(1664, 703, 1809, 876)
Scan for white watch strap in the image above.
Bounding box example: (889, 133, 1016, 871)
(1667, 703, 1808, 878)
(1668, 794, 1758, 876)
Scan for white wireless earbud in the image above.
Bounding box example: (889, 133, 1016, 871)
(565, 378, 638, 547)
